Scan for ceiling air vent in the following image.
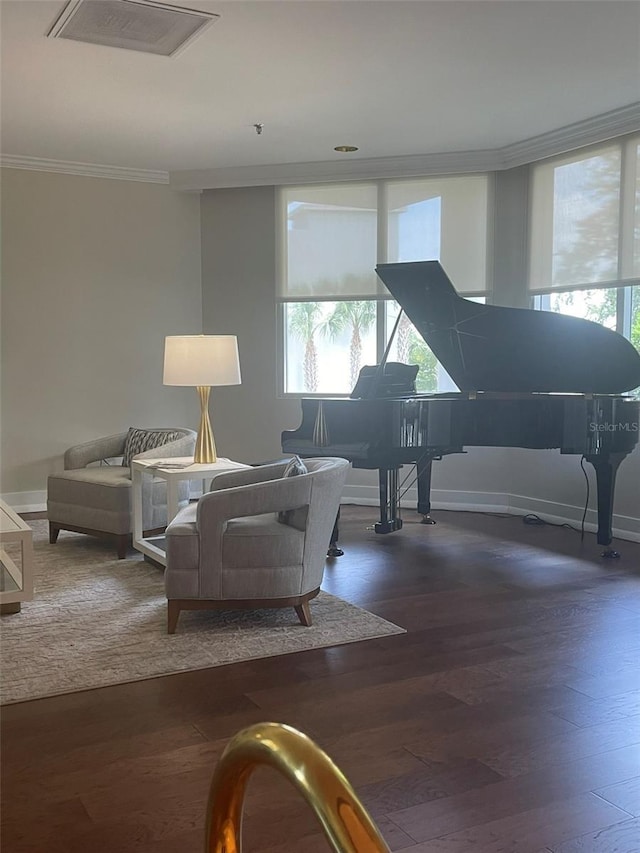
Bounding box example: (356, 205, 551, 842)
(47, 0, 219, 57)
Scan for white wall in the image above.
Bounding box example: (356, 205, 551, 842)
(1, 168, 203, 505)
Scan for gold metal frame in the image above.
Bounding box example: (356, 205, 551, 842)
(205, 722, 390, 852)
(195, 385, 216, 463)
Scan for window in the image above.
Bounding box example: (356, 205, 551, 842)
(529, 135, 640, 364)
(384, 298, 486, 393)
(278, 176, 490, 394)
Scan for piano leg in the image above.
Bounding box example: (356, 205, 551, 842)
(584, 452, 627, 558)
(327, 508, 344, 558)
(374, 468, 403, 534)
(417, 456, 436, 525)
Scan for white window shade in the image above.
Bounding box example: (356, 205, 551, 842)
(386, 176, 488, 293)
(529, 144, 623, 291)
(279, 184, 380, 300)
(279, 176, 489, 299)
(278, 174, 492, 395)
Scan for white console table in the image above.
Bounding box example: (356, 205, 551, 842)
(0, 499, 34, 615)
(131, 456, 249, 566)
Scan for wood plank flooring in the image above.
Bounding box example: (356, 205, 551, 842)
(2, 506, 640, 852)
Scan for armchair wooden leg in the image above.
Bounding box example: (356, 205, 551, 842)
(116, 535, 129, 560)
(49, 524, 60, 545)
(294, 601, 312, 627)
(168, 601, 181, 634)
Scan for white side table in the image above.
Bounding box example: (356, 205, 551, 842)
(0, 499, 34, 615)
(131, 456, 249, 566)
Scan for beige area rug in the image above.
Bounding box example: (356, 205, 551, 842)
(0, 521, 404, 705)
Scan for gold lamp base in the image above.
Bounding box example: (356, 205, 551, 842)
(195, 386, 217, 463)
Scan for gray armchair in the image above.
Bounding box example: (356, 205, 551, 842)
(164, 457, 349, 634)
(47, 427, 197, 558)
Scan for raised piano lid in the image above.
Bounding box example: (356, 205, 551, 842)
(375, 261, 640, 395)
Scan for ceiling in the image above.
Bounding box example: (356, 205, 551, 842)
(1, 0, 639, 182)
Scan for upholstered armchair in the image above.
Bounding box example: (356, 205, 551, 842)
(164, 457, 349, 634)
(47, 427, 197, 558)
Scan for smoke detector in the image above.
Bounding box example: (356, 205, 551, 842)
(47, 0, 220, 57)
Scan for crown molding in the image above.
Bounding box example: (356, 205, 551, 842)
(169, 149, 502, 191)
(498, 102, 640, 169)
(0, 155, 169, 184)
(2, 103, 638, 189)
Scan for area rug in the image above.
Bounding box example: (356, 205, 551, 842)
(0, 521, 404, 705)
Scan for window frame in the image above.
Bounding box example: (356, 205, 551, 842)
(277, 174, 493, 398)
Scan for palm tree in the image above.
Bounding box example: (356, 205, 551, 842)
(323, 301, 377, 387)
(288, 302, 322, 391)
(395, 311, 413, 363)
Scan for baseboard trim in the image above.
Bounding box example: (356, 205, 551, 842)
(340, 485, 640, 544)
(4, 486, 638, 544)
(2, 491, 48, 514)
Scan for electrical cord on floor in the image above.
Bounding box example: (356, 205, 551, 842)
(521, 513, 578, 532)
(519, 458, 590, 538)
(361, 453, 594, 540)
(449, 509, 581, 534)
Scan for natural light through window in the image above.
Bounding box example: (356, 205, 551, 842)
(279, 176, 489, 395)
(529, 134, 640, 368)
(552, 147, 620, 287)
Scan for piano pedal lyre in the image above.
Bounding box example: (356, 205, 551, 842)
(205, 722, 390, 853)
(374, 518, 403, 534)
(312, 400, 329, 446)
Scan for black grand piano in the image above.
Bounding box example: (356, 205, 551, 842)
(282, 261, 640, 557)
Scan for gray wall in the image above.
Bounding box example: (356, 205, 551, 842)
(200, 186, 301, 464)
(1, 168, 202, 498)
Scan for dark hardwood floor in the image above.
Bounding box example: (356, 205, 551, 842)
(2, 506, 640, 852)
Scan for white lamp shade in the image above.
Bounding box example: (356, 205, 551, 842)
(163, 335, 241, 386)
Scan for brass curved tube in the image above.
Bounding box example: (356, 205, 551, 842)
(205, 722, 391, 853)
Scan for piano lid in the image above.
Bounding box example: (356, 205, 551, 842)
(375, 261, 640, 395)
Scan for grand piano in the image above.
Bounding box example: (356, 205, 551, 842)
(282, 261, 640, 557)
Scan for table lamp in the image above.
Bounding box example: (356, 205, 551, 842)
(163, 335, 241, 463)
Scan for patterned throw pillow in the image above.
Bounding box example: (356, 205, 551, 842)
(282, 455, 308, 479)
(278, 455, 308, 525)
(121, 428, 183, 467)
